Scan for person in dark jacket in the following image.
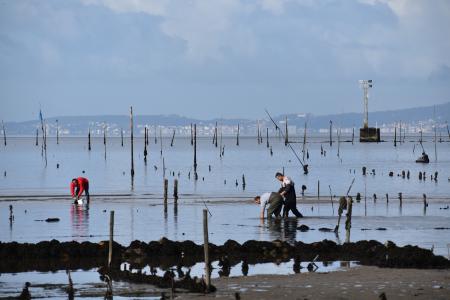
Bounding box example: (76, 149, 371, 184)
(275, 172, 303, 218)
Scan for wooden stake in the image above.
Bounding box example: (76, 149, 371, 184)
(302, 122, 307, 161)
(88, 128, 91, 151)
(103, 124, 107, 160)
(345, 197, 353, 243)
(144, 128, 148, 164)
(164, 179, 168, 212)
(236, 124, 240, 146)
(130, 106, 135, 177)
(121, 128, 124, 147)
(56, 119, 59, 145)
(194, 124, 198, 180)
(394, 124, 397, 147)
(36, 129, 39, 146)
(174, 179, 178, 203)
(190, 123, 193, 146)
(317, 180, 320, 199)
(170, 129, 175, 147)
(266, 128, 269, 148)
(257, 120, 260, 144)
(108, 210, 114, 267)
(284, 116, 288, 146)
(160, 127, 163, 156)
(329, 120, 332, 147)
(203, 209, 211, 291)
(214, 122, 218, 147)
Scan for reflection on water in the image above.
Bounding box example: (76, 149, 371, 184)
(265, 218, 298, 243)
(70, 204, 89, 241)
(120, 259, 359, 279)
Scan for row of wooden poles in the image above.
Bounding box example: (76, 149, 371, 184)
(3, 116, 450, 151)
(107, 208, 211, 289)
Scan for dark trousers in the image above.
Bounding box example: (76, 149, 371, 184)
(283, 200, 302, 218)
(75, 184, 90, 202)
(267, 193, 283, 218)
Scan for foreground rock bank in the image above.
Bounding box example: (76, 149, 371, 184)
(1, 238, 448, 273)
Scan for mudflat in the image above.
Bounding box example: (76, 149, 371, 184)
(180, 266, 450, 300)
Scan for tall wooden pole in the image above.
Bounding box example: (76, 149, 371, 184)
(266, 128, 269, 148)
(236, 124, 240, 146)
(108, 210, 114, 267)
(190, 123, 193, 146)
(194, 124, 198, 180)
(203, 209, 211, 290)
(56, 119, 59, 145)
(394, 124, 397, 147)
(302, 122, 307, 161)
(284, 116, 288, 146)
(121, 128, 124, 147)
(214, 122, 218, 148)
(170, 129, 175, 147)
(329, 120, 332, 147)
(103, 124, 107, 160)
(345, 197, 353, 243)
(160, 127, 163, 156)
(144, 127, 148, 164)
(35, 129, 39, 146)
(130, 106, 135, 178)
(88, 128, 91, 151)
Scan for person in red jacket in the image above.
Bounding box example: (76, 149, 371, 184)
(70, 177, 90, 204)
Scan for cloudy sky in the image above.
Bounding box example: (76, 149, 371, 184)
(1, 0, 449, 121)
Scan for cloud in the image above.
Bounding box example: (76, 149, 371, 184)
(80, 0, 166, 16)
(82, 0, 256, 62)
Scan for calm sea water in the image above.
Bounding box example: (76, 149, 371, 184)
(1, 136, 450, 298)
(0, 136, 449, 198)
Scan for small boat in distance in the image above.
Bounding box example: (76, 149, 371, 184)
(416, 152, 430, 163)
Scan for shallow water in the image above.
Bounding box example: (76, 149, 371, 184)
(1, 197, 450, 256)
(0, 136, 449, 198)
(0, 259, 358, 299)
(1, 135, 450, 298)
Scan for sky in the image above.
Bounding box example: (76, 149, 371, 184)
(1, 0, 449, 121)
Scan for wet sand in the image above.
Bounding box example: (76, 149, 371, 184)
(181, 266, 450, 300)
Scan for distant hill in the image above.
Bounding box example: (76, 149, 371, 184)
(3, 102, 449, 136)
(276, 102, 450, 128)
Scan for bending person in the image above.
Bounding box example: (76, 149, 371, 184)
(254, 192, 283, 219)
(70, 177, 90, 204)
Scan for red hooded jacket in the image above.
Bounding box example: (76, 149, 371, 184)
(70, 177, 89, 198)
